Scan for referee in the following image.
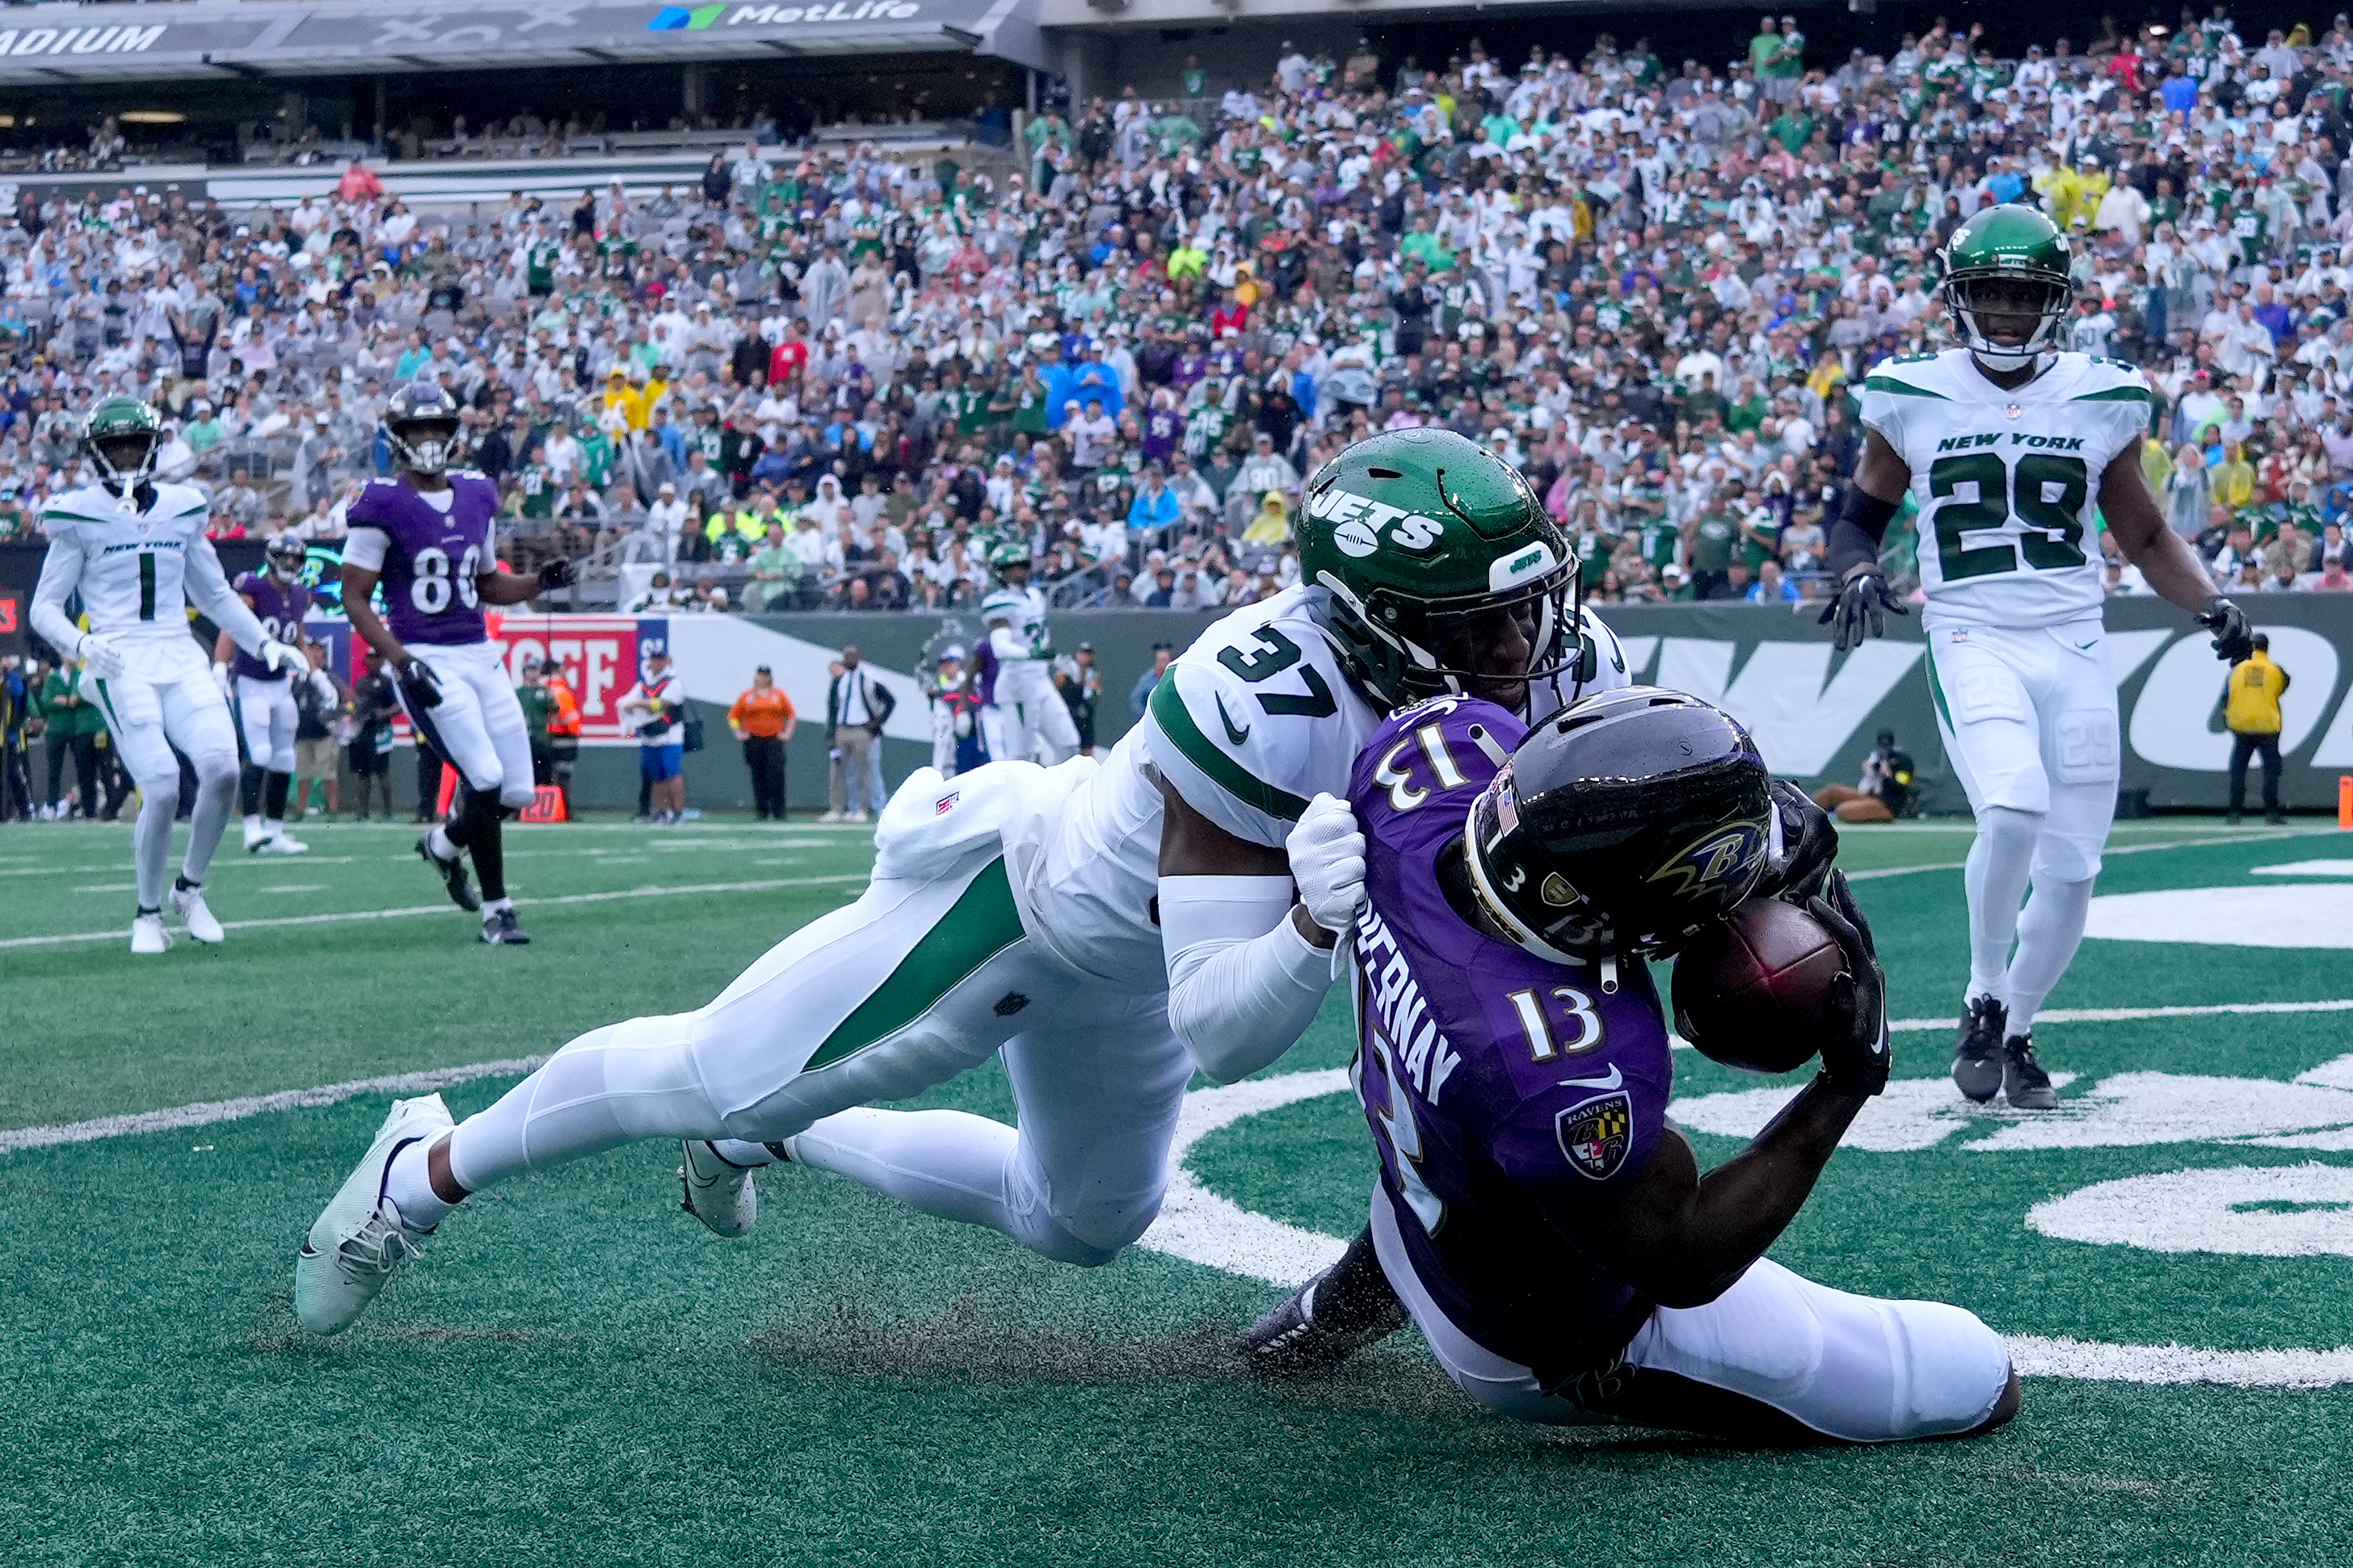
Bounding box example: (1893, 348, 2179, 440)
(729, 664, 797, 821)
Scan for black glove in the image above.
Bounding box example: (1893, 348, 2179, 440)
(2197, 595, 2254, 663)
(395, 654, 443, 711)
(538, 557, 576, 591)
(1816, 561, 1909, 653)
(1756, 779, 1839, 904)
(1804, 872, 1890, 1097)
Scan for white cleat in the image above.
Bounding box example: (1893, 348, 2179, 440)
(243, 820, 270, 853)
(130, 912, 171, 954)
(170, 882, 225, 944)
(293, 1094, 454, 1335)
(679, 1140, 763, 1238)
(257, 830, 309, 855)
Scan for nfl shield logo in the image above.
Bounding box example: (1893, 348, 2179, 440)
(1555, 1091, 1634, 1181)
(936, 792, 960, 816)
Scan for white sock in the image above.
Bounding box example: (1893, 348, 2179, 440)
(381, 1136, 457, 1230)
(2003, 875, 2096, 1037)
(427, 825, 457, 860)
(244, 813, 263, 834)
(264, 818, 284, 837)
(710, 1137, 781, 1167)
(483, 896, 513, 915)
(1963, 805, 2042, 1005)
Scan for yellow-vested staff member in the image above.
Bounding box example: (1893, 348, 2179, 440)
(2225, 632, 2290, 826)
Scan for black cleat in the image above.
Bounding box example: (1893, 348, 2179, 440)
(418, 831, 481, 913)
(1952, 994, 2007, 1103)
(1241, 1226, 1408, 1379)
(2002, 1033, 2058, 1110)
(480, 907, 532, 945)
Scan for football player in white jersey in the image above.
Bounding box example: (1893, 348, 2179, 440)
(27, 397, 302, 954)
(1825, 206, 2253, 1109)
(977, 539, 1082, 767)
(292, 429, 1632, 1336)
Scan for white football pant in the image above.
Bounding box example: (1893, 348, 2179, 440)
(985, 662, 1081, 767)
(82, 635, 239, 910)
(235, 674, 299, 774)
(395, 640, 536, 809)
(1370, 1189, 2013, 1443)
(444, 766, 1195, 1265)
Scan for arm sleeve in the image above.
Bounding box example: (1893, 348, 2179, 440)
(989, 624, 1030, 661)
(1159, 874, 1333, 1085)
(28, 536, 86, 656)
(339, 525, 391, 572)
(183, 536, 272, 655)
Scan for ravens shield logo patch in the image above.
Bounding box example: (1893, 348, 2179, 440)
(1555, 1091, 1633, 1181)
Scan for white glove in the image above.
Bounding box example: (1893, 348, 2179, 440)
(258, 637, 299, 675)
(76, 631, 127, 679)
(211, 662, 233, 699)
(309, 667, 337, 704)
(1287, 792, 1368, 939)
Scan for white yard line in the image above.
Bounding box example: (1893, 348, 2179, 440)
(0, 1056, 551, 1153)
(1885, 998, 2353, 1034)
(1846, 826, 2317, 881)
(0, 873, 867, 949)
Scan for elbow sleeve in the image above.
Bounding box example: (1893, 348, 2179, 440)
(1160, 874, 1333, 1084)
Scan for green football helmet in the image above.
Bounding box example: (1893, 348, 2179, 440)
(1939, 204, 2073, 372)
(1297, 427, 1576, 714)
(984, 538, 1031, 580)
(82, 395, 165, 498)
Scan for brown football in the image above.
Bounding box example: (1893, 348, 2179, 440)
(1671, 898, 1847, 1074)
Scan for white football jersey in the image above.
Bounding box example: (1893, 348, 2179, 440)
(40, 481, 215, 644)
(1858, 349, 2153, 630)
(1010, 584, 1631, 991)
(981, 583, 1050, 660)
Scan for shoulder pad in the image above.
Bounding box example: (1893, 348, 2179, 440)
(1147, 654, 1320, 847)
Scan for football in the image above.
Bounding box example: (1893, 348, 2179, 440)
(1671, 898, 1849, 1074)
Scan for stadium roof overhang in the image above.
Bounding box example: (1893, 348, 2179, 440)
(0, 0, 1046, 88)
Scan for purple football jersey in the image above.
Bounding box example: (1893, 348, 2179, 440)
(229, 571, 311, 682)
(345, 473, 500, 646)
(1347, 696, 1674, 1386)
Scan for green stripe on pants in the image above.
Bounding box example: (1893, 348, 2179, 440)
(805, 857, 1027, 1073)
(1922, 645, 1955, 732)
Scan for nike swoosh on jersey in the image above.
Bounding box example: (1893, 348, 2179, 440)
(1558, 1064, 1623, 1091)
(1214, 694, 1251, 746)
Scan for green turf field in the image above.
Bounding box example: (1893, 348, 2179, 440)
(4, 813, 2351, 1566)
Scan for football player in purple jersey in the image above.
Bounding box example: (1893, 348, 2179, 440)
(214, 531, 335, 855)
(338, 382, 574, 945)
(1246, 688, 2021, 1445)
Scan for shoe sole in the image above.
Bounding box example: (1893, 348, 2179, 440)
(679, 1144, 756, 1238)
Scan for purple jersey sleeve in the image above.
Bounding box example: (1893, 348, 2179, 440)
(1346, 696, 1676, 1387)
(349, 475, 496, 647)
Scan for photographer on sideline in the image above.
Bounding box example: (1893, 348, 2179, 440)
(1811, 729, 1916, 823)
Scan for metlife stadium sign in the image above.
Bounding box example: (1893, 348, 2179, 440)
(0, 0, 1029, 86)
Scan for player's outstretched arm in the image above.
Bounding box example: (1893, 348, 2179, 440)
(2098, 447, 2254, 660)
(477, 557, 572, 607)
(1159, 782, 1355, 1085)
(1545, 877, 1888, 1308)
(183, 536, 281, 661)
(1816, 431, 1912, 654)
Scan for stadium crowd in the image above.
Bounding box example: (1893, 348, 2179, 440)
(9, 9, 2353, 621)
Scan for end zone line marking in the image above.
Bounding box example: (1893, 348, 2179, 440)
(0, 874, 869, 949)
(1846, 826, 2315, 881)
(1885, 998, 2353, 1033)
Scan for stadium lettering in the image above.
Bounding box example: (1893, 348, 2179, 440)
(726, 2, 921, 21)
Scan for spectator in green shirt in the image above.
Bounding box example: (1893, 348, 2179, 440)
(37, 659, 104, 820)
